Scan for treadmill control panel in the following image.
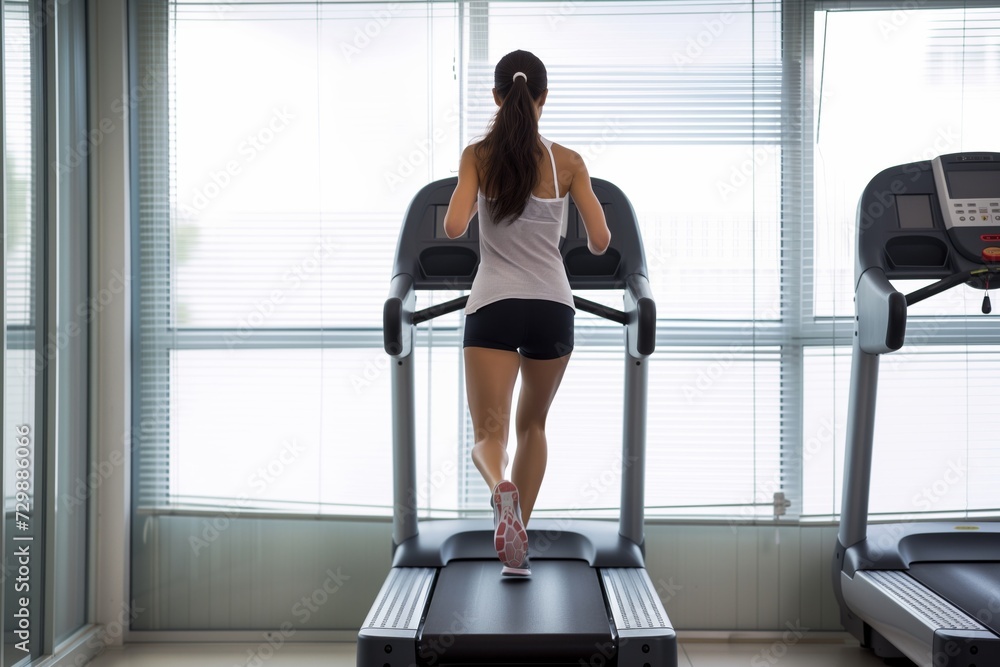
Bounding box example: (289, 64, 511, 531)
(932, 154, 1000, 229)
(856, 152, 1000, 281)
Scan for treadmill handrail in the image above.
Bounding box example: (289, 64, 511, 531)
(412, 294, 468, 325)
(384, 276, 658, 356)
(904, 266, 1000, 306)
(383, 273, 415, 358)
(384, 177, 656, 553)
(626, 273, 657, 358)
(575, 295, 627, 324)
(856, 268, 907, 355)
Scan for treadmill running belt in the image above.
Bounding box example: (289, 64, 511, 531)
(908, 561, 1000, 635)
(420, 560, 613, 664)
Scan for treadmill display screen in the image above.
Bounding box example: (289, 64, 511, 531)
(896, 195, 935, 229)
(945, 169, 1000, 199)
(434, 206, 448, 238)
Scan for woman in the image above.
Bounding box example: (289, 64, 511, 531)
(443, 50, 611, 576)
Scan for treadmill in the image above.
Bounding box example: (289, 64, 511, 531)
(358, 177, 676, 666)
(834, 152, 1000, 666)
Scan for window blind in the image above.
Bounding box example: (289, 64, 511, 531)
(3, 0, 34, 330)
(133, 0, 811, 521)
(4, 0, 39, 525)
(803, 346, 1000, 519)
(135, 0, 464, 511)
(806, 6, 1000, 519)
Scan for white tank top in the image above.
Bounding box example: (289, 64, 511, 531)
(465, 136, 574, 315)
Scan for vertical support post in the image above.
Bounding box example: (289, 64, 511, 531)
(838, 338, 881, 549)
(392, 353, 419, 548)
(620, 346, 648, 548)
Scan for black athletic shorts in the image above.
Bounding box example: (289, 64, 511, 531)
(463, 298, 575, 360)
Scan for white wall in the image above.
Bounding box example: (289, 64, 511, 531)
(125, 517, 843, 634)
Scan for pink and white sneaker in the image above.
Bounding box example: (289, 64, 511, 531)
(501, 554, 531, 577)
(492, 480, 528, 571)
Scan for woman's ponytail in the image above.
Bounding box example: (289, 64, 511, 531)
(475, 51, 548, 224)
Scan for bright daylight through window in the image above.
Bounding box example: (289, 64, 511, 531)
(130, 1, 1000, 526)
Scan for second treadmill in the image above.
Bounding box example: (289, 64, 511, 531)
(833, 152, 1000, 667)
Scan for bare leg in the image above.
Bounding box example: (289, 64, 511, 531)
(512, 353, 571, 525)
(464, 347, 521, 491)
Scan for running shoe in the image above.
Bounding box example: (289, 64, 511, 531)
(501, 553, 531, 577)
(492, 480, 528, 570)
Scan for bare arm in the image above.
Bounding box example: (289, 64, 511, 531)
(443, 145, 479, 239)
(568, 152, 611, 255)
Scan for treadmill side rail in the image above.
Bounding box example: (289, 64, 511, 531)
(841, 570, 1000, 667)
(601, 568, 678, 667)
(357, 567, 436, 667)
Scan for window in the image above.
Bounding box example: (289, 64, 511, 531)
(132, 1, 1000, 531)
(805, 5, 1000, 518)
(135, 0, 798, 523)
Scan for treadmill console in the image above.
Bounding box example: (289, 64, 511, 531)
(932, 153, 1000, 264)
(392, 178, 636, 292)
(856, 152, 1000, 282)
(932, 154, 1000, 229)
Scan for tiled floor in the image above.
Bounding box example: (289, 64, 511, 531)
(87, 638, 894, 666)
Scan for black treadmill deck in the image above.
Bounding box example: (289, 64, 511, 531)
(419, 559, 613, 664)
(908, 561, 1000, 636)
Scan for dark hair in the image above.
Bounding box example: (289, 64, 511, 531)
(475, 50, 548, 224)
